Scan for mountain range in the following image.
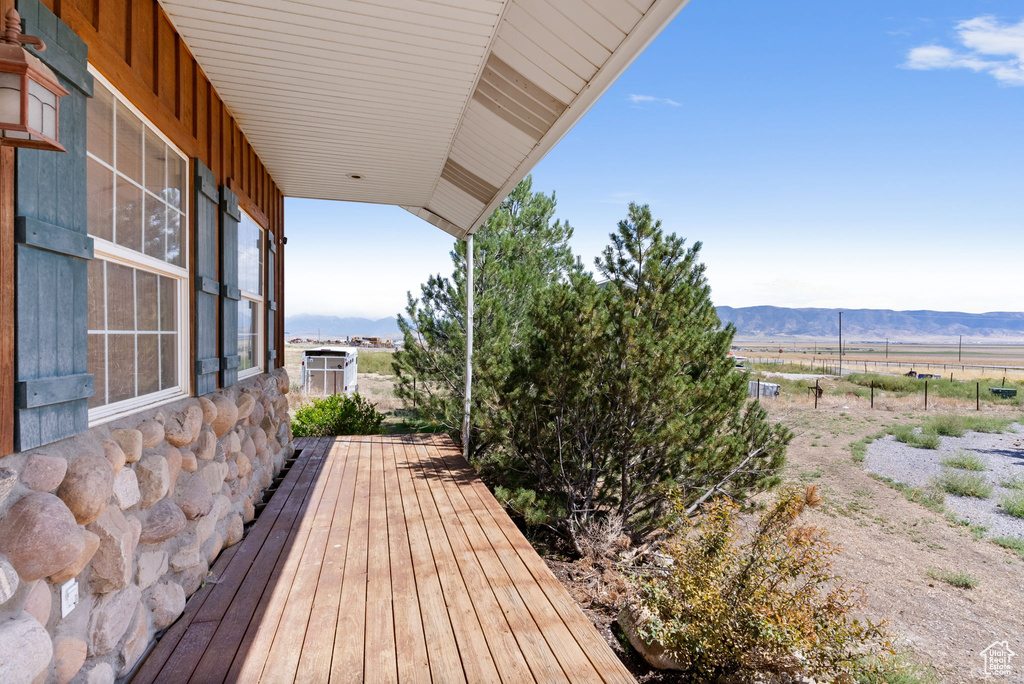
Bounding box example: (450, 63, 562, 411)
(285, 314, 401, 338)
(716, 306, 1024, 341)
(286, 307, 1024, 342)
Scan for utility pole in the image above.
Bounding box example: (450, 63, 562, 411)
(958, 335, 963, 362)
(838, 311, 843, 376)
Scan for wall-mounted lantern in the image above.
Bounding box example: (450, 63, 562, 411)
(0, 8, 68, 152)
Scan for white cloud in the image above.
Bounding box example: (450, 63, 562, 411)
(905, 16, 1024, 86)
(627, 93, 681, 107)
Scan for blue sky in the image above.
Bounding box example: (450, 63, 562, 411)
(284, 0, 1024, 320)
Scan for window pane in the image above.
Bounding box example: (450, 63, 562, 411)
(136, 270, 159, 331)
(106, 262, 134, 331)
(143, 193, 166, 261)
(87, 82, 114, 165)
(238, 299, 258, 371)
(238, 213, 263, 295)
(115, 177, 142, 252)
(160, 333, 177, 390)
(168, 156, 186, 211)
(137, 334, 160, 396)
(87, 259, 105, 331)
(88, 334, 106, 409)
(87, 158, 114, 242)
(144, 127, 167, 197)
(115, 102, 143, 183)
(108, 334, 136, 403)
(159, 275, 177, 332)
(166, 210, 183, 268)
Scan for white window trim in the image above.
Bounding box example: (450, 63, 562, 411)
(86, 65, 191, 426)
(238, 211, 265, 379)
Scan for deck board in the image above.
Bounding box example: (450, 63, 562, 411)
(131, 434, 635, 683)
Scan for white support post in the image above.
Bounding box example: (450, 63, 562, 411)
(462, 233, 474, 460)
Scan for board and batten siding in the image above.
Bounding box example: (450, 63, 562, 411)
(13, 0, 95, 451)
(27, 0, 286, 360)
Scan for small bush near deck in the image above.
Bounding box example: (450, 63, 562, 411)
(933, 471, 993, 499)
(926, 567, 978, 589)
(627, 487, 896, 681)
(1000, 491, 1024, 519)
(292, 393, 385, 437)
(890, 426, 940, 450)
(1000, 475, 1024, 490)
(939, 452, 986, 471)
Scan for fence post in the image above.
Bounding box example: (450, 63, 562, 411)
(925, 381, 928, 410)
(870, 382, 874, 409)
(977, 382, 980, 411)
(756, 379, 761, 400)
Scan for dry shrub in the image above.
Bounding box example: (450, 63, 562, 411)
(627, 485, 895, 681)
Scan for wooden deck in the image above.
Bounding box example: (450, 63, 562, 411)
(132, 434, 635, 683)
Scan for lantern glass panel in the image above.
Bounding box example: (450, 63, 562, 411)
(0, 72, 20, 127)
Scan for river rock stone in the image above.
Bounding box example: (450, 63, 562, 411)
(137, 420, 164, 448)
(199, 462, 229, 496)
(135, 550, 168, 590)
(112, 429, 143, 464)
(170, 542, 202, 573)
(236, 393, 256, 421)
(164, 446, 182, 496)
(87, 507, 140, 594)
(0, 614, 53, 683)
(0, 493, 84, 581)
(24, 580, 51, 626)
(226, 460, 239, 482)
(180, 449, 198, 473)
(619, 603, 687, 671)
(0, 468, 16, 505)
(249, 400, 265, 425)
(120, 602, 148, 676)
(135, 453, 169, 508)
(194, 428, 216, 462)
(56, 451, 115, 525)
(198, 396, 217, 424)
(203, 532, 223, 564)
(148, 581, 185, 630)
(102, 439, 126, 473)
(49, 530, 100, 585)
(177, 561, 208, 595)
(21, 454, 67, 493)
(236, 453, 252, 479)
(251, 427, 268, 454)
(165, 405, 203, 448)
(242, 498, 255, 523)
(194, 510, 217, 546)
(273, 368, 289, 393)
(240, 435, 256, 462)
(112, 468, 140, 510)
(0, 558, 18, 604)
(138, 500, 186, 544)
(225, 514, 244, 547)
(224, 430, 241, 456)
(53, 637, 87, 684)
(88, 584, 141, 656)
(173, 475, 213, 520)
(82, 662, 115, 684)
(210, 394, 239, 437)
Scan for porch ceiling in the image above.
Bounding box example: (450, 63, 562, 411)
(158, 0, 689, 238)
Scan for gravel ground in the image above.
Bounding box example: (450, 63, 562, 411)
(865, 427, 1024, 539)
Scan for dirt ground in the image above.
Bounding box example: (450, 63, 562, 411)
(765, 402, 1024, 682)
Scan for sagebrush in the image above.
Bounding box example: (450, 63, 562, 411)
(291, 393, 385, 437)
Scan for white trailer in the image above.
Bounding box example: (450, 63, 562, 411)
(748, 380, 780, 399)
(301, 347, 358, 396)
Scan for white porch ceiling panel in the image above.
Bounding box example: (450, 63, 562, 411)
(159, 0, 689, 238)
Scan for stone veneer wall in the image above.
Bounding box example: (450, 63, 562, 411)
(0, 369, 293, 684)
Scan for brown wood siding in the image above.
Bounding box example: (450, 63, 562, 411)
(35, 0, 285, 368)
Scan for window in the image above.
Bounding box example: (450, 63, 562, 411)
(85, 70, 189, 421)
(238, 211, 264, 377)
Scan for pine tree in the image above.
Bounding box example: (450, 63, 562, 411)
(392, 176, 575, 458)
(498, 203, 791, 552)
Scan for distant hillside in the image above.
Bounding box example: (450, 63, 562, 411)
(285, 314, 401, 338)
(716, 306, 1024, 341)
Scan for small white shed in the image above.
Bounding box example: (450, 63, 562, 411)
(748, 380, 780, 400)
(301, 347, 358, 396)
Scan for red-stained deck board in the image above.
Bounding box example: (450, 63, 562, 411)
(130, 434, 635, 683)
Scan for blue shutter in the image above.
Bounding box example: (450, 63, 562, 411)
(266, 233, 277, 368)
(193, 161, 219, 395)
(219, 186, 240, 387)
(13, 0, 94, 451)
